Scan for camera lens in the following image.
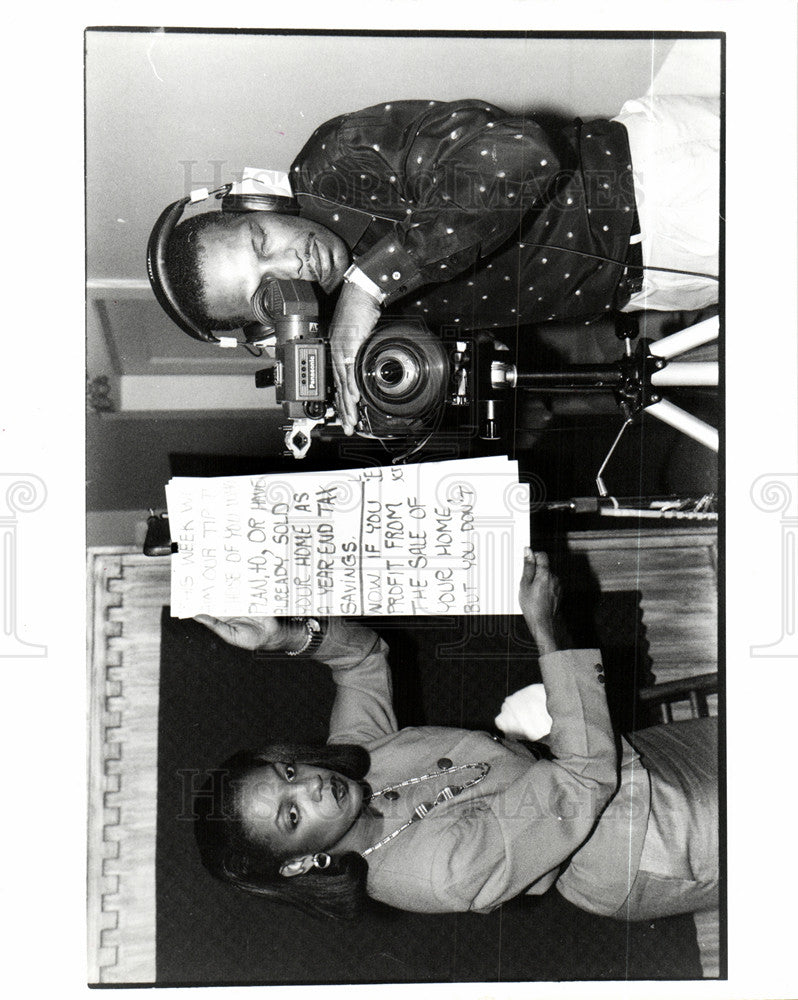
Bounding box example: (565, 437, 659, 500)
(356, 325, 449, 420)
(371, 348, 419, 398)
(378, 358, 405, 387)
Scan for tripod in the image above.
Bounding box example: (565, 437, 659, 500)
(460, 313, 719, 517)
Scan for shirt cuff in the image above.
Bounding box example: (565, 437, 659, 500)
(354, 234, 424, 304)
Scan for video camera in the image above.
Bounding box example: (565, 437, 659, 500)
(258, 278, 487, 459)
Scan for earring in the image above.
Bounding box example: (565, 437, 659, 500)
(312, 852, 331, 870)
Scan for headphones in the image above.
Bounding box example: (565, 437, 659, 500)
(146, 182, 301, 346)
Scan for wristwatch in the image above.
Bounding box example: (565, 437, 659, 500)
(286, 617, 326, 657)
(343, 263, 386, 304)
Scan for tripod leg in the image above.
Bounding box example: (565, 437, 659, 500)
(648, 316, 719, 360)
(646, 399, 718, 451)
(651, 362, 718, 387)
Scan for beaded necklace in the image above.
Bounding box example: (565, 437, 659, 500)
(361, 761, 491, 858)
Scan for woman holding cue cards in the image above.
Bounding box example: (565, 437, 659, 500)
(194, 550, 718, 921)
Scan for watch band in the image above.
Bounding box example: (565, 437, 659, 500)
(343, 263, 386, 304)
(286, 617, 326, 657)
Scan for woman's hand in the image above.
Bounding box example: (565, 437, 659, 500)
(518, 548, 562, 656)
(194, 615, 305, 653)
(329, 282, 382, 435)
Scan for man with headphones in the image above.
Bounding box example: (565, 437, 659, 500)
(148, 96, 719, 436)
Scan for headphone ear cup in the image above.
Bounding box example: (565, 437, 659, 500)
(146, 196, 220, 344)
(221, 192, 300, 215)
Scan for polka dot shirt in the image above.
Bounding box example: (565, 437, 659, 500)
(292, 99, 639, 328)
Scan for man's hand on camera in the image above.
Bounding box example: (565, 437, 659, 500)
(194, 615, 307, 653)
(329, 282, 382, 435)
(518, 548, 563, 657)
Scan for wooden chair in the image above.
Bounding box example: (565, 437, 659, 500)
(638, 671, 718, 724)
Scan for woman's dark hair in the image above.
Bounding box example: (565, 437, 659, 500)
(164, 211, 251, 331)
(194, 742, 371, 921)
